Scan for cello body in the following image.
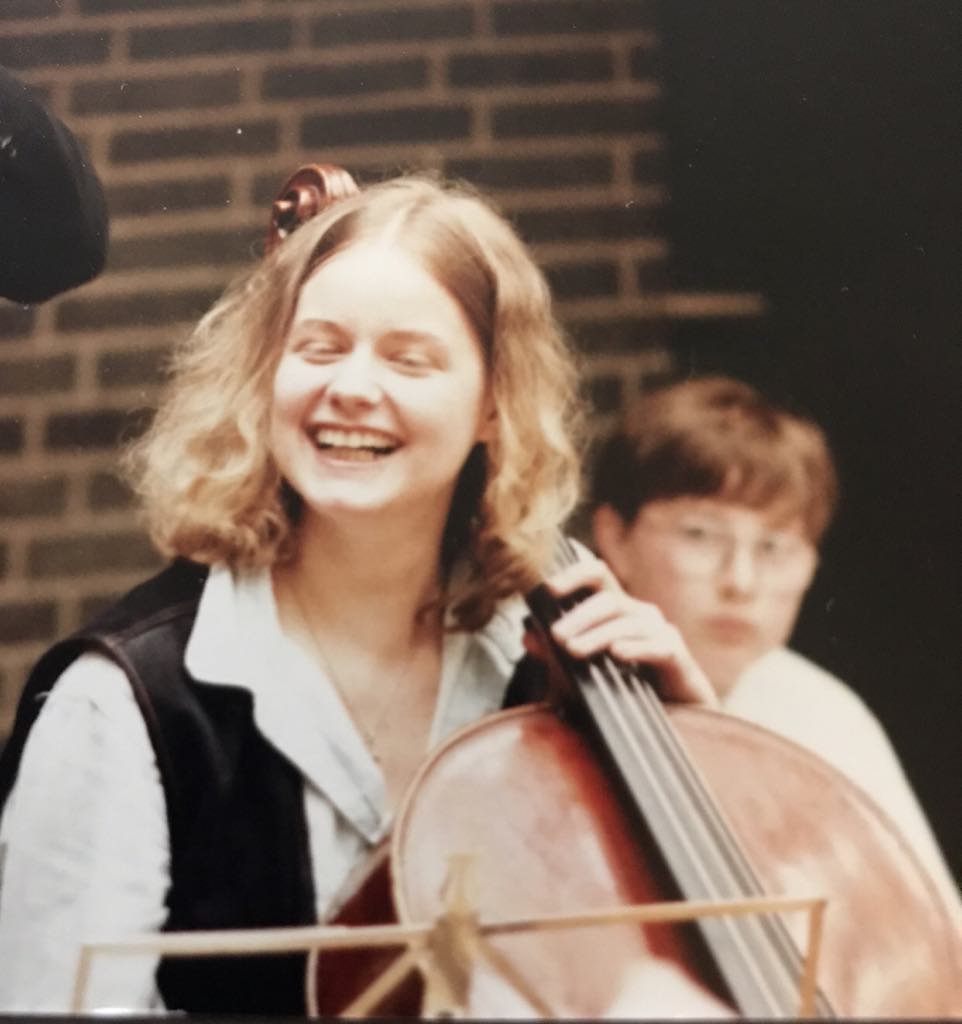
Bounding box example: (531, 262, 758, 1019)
(391, 703, 962, 1017)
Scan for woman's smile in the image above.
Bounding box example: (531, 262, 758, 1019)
(309, 424, 403, 462)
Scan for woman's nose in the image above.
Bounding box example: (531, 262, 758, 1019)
(326, 347, 382, 410)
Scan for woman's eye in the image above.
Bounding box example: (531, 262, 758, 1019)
(299, 339, 342, 362)
(391, 350, 432, 370)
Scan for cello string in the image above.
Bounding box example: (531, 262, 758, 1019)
(554, 537, 812, 1014)
(600, 657, 811, 1009)
(614, 667, 816, 1000)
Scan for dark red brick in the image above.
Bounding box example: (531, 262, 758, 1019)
(545, 261, 619, 300)
(28, 531, 160, 578)
(0, 31, 108, 70)
(446, 153, 613, 191)
(72, 71, 241, 116)
(96, 347, 170, 389)
(57, 288, 221, 333)
(109, 226, 262, 273)
(493, 0, 653, 35)
(57, 286, 221, 333)
(130, 18, 292, 60)
(494, 97, 657, 139)
(88, 472, 134, 512)
(81, 0, 235, 10)
(0, 305, 35, 341)
(110, 120, 278, 164)
(0, 0, 62, 18)
(44, 407, 153, 452)
(0, 355, 75, 396)
(448, 48, 612, 88)
(513, 202, 663, 244)
(107, 175, 231, 217)
(634, 253, 670, 290)
(263, 59, 427, 101)
(311, 6, 473, 47)
(0, 419, 24, 455)
(301, 105, 470, 148)
(0, 601, 57, 645)
(0, 476, 67, 519)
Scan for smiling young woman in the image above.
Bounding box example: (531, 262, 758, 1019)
(0, 173, 717, 1016)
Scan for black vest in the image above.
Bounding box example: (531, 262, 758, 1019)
(0, 559, 544, 1014)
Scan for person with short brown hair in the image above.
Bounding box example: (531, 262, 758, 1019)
(591, 375, 958, 912)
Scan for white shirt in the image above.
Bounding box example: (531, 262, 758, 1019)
(0, 564, 527, 1012)
(722, 646, 960, 917)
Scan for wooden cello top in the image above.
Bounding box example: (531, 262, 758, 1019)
(392, 701, 962, 1017)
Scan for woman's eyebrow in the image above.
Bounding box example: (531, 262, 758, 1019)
(381, 328, 444, 346)
(291, 318, 343, 336)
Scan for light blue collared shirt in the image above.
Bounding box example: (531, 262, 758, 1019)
(0, 563, 527, 1012)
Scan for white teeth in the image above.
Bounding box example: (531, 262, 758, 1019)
(312, 427, 398, 452)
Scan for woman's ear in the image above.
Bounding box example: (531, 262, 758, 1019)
(591, 504, 632, 583)
(476, 394, 498, 443)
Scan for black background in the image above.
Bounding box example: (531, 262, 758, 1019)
(659, 1, 960, 878)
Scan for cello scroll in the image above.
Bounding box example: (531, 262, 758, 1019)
(265, 163, 360, 255)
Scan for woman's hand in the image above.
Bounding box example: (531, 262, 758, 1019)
(526, 554, 717, 706)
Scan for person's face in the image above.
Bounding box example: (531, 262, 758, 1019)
(593, 496, 817, 695)
(269, 238, 492, 531)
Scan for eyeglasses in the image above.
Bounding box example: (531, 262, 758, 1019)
(641, 512, 817, 588)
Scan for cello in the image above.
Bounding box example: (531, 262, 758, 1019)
(264, 170, 961, 1017)
(390, 547, 961, 1016)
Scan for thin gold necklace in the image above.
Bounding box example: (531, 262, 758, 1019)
(284, 577, 429, 764)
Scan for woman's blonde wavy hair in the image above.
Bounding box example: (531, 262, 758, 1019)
(126, 174, 586, 630)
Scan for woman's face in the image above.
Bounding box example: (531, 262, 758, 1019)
(269, 238, 492, 532)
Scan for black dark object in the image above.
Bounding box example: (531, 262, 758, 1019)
(0, 65, 108, 304)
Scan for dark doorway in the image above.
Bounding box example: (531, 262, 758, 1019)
(660, 1, 961, 877)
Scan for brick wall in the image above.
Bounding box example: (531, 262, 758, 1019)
(0, 0, 758, 730)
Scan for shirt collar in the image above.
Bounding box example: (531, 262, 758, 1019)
(184, 565, 527, 841)
(185, 564, 387, 842)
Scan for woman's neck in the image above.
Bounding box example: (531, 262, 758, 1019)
(274, 511, 449, 802)
(277, 510, 445, 660)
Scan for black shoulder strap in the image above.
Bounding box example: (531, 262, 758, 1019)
(0, 560, 208, 814)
